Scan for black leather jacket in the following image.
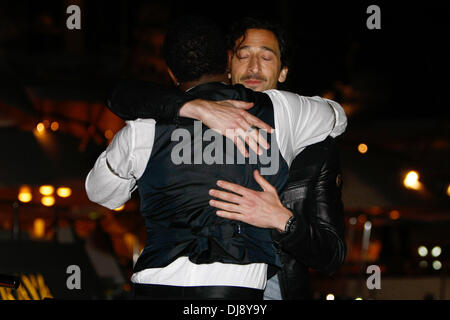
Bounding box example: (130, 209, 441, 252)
(272, 136, 346, 299)
(106, 80, 346, 299)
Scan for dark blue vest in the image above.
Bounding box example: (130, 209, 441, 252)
(134, 82, 289, 272)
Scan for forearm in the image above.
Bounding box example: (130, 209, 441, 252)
(85, 151, 135, 210)
(106, 79, 196, 121)
(276, 209, 346, 275)
(274, 140, 346, 275)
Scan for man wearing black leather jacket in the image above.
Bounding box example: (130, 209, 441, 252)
(106, 16, 346, 300)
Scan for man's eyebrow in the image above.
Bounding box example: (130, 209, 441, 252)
(237, 45, 278, 55)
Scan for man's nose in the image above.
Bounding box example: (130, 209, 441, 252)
(247, 56, 260, 74)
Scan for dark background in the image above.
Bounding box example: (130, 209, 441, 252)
(0, 0, 449, 300)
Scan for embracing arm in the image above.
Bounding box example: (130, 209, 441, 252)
(264, 89, 347, 166)
(107, 79, 272, 156)
(272, 138, 347, 275)
(107, 80, 196, 121)
(85, 119, 156, 210)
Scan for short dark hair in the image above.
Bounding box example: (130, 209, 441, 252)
(227, 16, 291, 68)
(163, 15, 228, 82)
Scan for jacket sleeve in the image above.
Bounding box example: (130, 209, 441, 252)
(272, 137, 347, 276)
(106, 79, 196, 121)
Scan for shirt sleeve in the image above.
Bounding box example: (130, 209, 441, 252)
(107, 80, 196, 121)
(264, 89, 347, 167)
(85, 119, 156, 210)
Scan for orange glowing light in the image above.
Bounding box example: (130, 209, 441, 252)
(36, 123, 45, 133)
(113, 205, 125, 212)
(403, 171, 422, 190)
(389, 210, 400, 220)
(446, 184, 450, 197)
(33, 218, 46, 238)
(41, 196, 55, 207)
(358, 143, 368, 154)
(39, 185, 54, 196)
(50, 122, 59, 131)
(105, 130, 114, 140)
(56, 187, 72, 198)
(18, 186, 33, 203)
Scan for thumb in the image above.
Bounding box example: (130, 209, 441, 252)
(254, 169, 275, 192)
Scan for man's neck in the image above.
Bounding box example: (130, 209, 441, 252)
(179, 74, 229, 92)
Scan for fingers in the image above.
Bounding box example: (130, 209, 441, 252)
(223, 100, 254, 110)
(233, 134, 249, 158)
(245, 127, 269, 151)
(220, 99, 274, 133)
(234, 127, 265, 156)
(209, 189, 243, 204)
(253, 170, 276, 192)
(215, 210, 244, 222)
(245, 133, 262, 156)
(209, 199, 240, 213)
(216, 180, 253, 197)
(243, 112, 274, 134)
(209, 99, 274, 157)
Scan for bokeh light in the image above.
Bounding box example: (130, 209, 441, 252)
(403, 171, 422, 190)
(50, 121, 59, 131)
(431, 246, 441, 257)
(56, 187, 72, 198)
(41, 196, 55, 207)
(113, 205, 125, 212)
(357, 143, 368, 154)
(39, 185, 54, 196)
(417, 246, 428, 257)
(18, 186, 33, 203)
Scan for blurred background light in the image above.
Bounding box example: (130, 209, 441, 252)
(389, 210, 400, 220)
(41, 196, 55, 207)
(33, 218, 45, 238)
(326, 293, 335, 300)
(418, 246, 428, 257)
(431, 246, 441, 258)
(36, 122, 45, 133)
(403, 171, 422, 190)
(113, 205, 125, 212)
(432, 260, 442, 271)
(39, 185, 54, 196)
(56, 187, 72, 198)
(357, 143, 368, 154)
(105, 130, 114, 140)
(18, 185, 33, 203)
(50, 121, 59, 131)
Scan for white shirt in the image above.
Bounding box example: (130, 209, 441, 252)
(85, 90, 347, 289)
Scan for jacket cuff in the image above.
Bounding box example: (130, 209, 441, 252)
(272, 212, 308, 252)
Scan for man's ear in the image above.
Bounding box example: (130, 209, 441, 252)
(278, 66, 289, 83)
(227, 50, 233, 79)
(167, 68, 179, 86)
